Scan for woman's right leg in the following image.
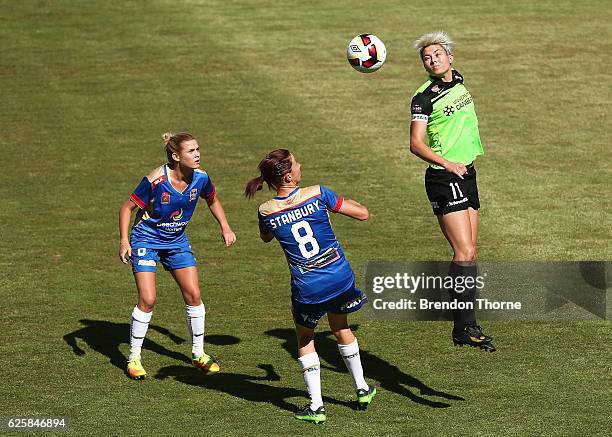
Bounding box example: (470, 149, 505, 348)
(135, 271, 157, 312)
(127, 272, 157, 379)
(437, 209, 476, 262)
(437, 209, 477, 328)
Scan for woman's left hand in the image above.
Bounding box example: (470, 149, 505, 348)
(221, 229, 236, 247)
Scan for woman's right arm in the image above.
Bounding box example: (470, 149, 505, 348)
(409, 120, 467, 179)
(118, 200, 138, 264)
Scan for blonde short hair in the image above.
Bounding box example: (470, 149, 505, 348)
(413, 31, 454, 59)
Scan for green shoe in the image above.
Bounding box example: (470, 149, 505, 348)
(192, 353, 220, 374)
(357, 386, 377, 410)
(294, 405, 326, 424)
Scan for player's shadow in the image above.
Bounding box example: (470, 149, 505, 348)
(155, 364, 354, 413)
(63, 319, 240, 372)
(266, 326, 464, 408)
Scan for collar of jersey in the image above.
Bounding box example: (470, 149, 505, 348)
(163, 164, 192, 196)
(274, 187, 300, 200)
(428, 69, 462, 85)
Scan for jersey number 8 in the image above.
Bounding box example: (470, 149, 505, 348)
(291, 221, 320, 259)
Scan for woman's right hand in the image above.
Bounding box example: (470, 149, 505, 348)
(119, 241, 132, 264)
(443, 161, 468, 179)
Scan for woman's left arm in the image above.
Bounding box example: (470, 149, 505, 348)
(206, 196, 236, 247)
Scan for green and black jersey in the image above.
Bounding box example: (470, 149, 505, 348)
(411, 70, 484, 169)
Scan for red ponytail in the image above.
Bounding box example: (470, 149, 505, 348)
(245, 175, 264, 199)
(244, 149, 292, 199)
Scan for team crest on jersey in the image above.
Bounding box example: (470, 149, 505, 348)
(431, 85, 440, 93)
(161, 192, 170, 204)
(189, 188, 198, 201)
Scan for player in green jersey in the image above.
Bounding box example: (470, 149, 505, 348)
(409, 31, 495, 352)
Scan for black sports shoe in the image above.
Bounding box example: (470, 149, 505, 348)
(294, 405, 326, 424)
(452, 325, 496, 352)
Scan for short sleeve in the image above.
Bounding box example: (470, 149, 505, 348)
(319, 185, 344, 213)
(258, 211, 270, 233)
(200, 176, 216, 200)
(411, 93, 432, 122)
(130, 177, 152, 209)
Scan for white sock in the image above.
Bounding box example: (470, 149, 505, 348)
(338, 339, 368, 391)
(298, 352, 323, 410)
(185, 303, 205, 357)
(129, 306, 152, 361)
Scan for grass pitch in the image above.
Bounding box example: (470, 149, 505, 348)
(1, 0, 611, 435)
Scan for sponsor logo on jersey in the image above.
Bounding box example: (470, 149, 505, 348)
(443, 105, 455, 116)
(170, 209, 184, 221)
(161, 192, 170, 204)
(189, 188, 198, 201)
(152, 176, 166, 187)
(454, 92, 473, 111)
(412, 114, 429, 122)
(297, 247, 341, 273)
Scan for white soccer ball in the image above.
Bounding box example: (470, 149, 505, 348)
(347, 34, 387, 73)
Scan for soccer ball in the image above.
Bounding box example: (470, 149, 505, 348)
(347, 34, 387, 73)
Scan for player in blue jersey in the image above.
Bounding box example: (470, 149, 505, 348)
(245, 149, 376, 424)
(118, 132, 236, 380)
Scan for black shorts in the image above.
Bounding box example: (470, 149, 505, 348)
(424, 164, 480, 215)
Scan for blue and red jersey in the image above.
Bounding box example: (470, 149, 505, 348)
(129, 164, 215, 249)
(258, 185, 355, 304)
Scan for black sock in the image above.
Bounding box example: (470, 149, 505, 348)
(448, 262, 477, 332)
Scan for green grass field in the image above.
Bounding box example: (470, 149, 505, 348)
(1, 0, 611, 435)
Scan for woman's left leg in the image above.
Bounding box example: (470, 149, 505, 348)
(468, 207, 479, 258)
(171, 267, 219, 372)
(293, 321, 325, 419)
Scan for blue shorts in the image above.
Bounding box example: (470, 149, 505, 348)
(292, 284, 367, 329)
(130, 246, 197, 273)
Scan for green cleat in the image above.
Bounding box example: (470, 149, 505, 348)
(356, 386, 377, 410)
(294, 405, 326, 424)
(192, 353, 220, 374)
(127, 357, 147, 380)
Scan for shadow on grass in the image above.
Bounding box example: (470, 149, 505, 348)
(155, 364, 354, 413)
(266, 326, 464, 408)
(63, 319, 240, 372)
